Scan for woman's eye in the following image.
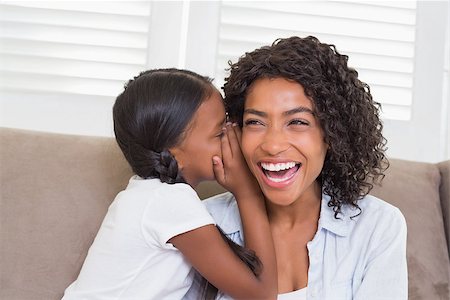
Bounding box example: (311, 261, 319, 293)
(289, 119, 309, 126)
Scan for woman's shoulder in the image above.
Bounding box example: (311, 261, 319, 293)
(340, 194, 407, 239)
(203, 192, 242, 235)
(203, 192, 236, 210)
(353, 194, 405, 224)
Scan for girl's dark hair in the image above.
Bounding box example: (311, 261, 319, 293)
(113, 68, 261, 299)
(113, 68, 212, 183)
(224, 36, 389, 218)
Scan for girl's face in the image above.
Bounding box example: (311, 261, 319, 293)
(241, 77, 328, 206)
(170, 90, 226, 187)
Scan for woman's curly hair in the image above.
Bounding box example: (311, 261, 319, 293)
(224, 36, 389, 218)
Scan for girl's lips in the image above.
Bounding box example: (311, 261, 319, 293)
(257, 161, 301, 188)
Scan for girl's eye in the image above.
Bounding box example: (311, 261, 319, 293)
(216, 131, 224, 138)
(289, 119, 309, 126)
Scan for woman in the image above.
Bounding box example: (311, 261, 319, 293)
(186, 36, 407, 299)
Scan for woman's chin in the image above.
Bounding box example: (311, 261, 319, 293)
(261, 190, 299, 207)
(257, 179, 301, 207)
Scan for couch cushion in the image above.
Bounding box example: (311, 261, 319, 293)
(371, 158, 450, 299)
(0, 128, 133, 300)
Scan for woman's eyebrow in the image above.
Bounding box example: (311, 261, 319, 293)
(283, 107, 314, 116)
(244, 107, 314, 117)
(243, 108, 267, 117)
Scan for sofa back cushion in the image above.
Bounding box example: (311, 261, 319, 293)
(0, 128, 133, 300)
(371, 159, 450, 299)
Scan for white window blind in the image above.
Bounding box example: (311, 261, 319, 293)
(0, 1, 151, 97)
(215, 1, 417, 121)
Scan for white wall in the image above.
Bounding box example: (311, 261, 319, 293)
(382, 1, 449, 162)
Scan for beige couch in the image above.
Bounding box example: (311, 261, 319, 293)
(1, 127, 449, 300)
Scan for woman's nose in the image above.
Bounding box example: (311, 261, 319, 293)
(259, 128, 289, 156)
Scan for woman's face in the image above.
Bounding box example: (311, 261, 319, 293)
(241, 77, 328, 206)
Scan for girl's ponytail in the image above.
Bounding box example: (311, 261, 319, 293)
(114, 137, 184, 184)
(157, 149, 184, 184)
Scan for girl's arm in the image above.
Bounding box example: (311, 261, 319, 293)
(170, 123, 277, 300)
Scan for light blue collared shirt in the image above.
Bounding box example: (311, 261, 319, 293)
(184, 192, 407, 300)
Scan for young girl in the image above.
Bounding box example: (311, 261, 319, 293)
(62, 68, 277, 300)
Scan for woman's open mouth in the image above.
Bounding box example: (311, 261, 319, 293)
(259, 161, 301, 187)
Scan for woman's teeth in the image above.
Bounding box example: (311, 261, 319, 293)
(260, 162, 300, 183)
(261, 162, 296, 171)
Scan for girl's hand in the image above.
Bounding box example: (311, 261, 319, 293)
(205, 123, 278, 299)
(212, 123, 262, 200)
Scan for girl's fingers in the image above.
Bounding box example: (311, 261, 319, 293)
(212, 156, 225, 184)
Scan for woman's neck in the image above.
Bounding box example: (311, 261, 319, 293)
(266, 182, 322, 229)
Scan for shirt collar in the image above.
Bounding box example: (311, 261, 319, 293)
(318, 194, 357, 237)
(218, 193, 357, 238)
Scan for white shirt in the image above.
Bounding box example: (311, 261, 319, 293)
(184, 192, 407, 300)
(63, 176, 215, 300)
(278, 287, 307, 300)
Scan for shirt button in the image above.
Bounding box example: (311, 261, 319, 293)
(310, 287, 318, 298)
